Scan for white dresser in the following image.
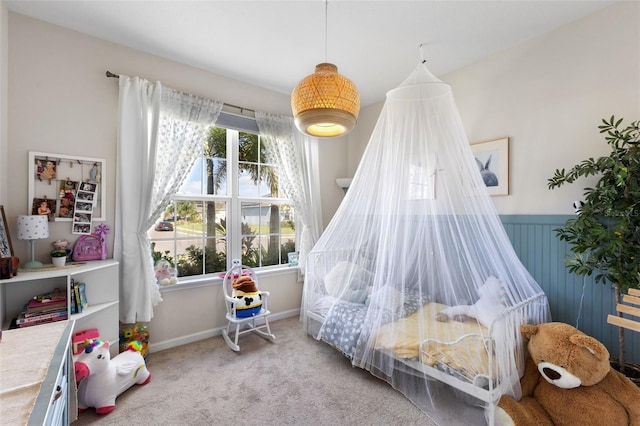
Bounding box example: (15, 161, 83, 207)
(0, 320, 76, 425)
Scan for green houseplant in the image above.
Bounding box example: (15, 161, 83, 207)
(50, 249, 68, 267)
(548, 116, 640, 375)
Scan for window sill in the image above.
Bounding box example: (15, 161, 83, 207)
(158, 265, 299, 293)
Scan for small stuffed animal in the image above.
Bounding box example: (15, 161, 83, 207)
(495, 322, 640, 426)
(52, 239, 70, 251)
(436, 276, 508, 329)
(154, 259, 177, 286)
(232, 275, 263, 317)
(74, 340, 151, 415)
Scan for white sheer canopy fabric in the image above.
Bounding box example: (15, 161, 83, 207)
(115, 76, 222, 323)
(302, 63, 551, 424)
(255, 112, 322, 274)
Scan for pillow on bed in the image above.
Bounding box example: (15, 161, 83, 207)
(368, 285, 404, 312)
(324, 261, 374, 303)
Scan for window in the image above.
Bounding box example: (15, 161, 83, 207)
(149, 126, 296, 280)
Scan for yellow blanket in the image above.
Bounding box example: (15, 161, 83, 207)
(373, 302, 492, 380)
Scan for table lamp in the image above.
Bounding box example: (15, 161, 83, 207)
(16, 215, 49, 269)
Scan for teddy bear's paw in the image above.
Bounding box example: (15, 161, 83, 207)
(453, 314, 470, 322)
(493, 406, 515, 426)
(435, 312, 448, 322)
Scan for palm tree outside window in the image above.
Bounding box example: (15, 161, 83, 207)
(149, 126, 296, 279)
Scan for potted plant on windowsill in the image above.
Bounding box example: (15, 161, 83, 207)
(548, 116, 640, 383)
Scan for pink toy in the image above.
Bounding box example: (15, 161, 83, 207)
(155, 259, 177, 286)
(74, 340, 151, 415)
(94, 224, 110, 260)
(72, 328, 100, 355)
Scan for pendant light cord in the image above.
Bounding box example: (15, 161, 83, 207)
(324, 0, 328, 63)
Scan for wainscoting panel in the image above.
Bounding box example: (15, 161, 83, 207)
(501, 215, 639, 363)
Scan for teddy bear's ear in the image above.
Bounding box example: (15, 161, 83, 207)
(569, 334, 609, 362)
(520, 324, 539, 340)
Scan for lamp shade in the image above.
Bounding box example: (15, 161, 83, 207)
(291, 63, 360, 138)
(16, 215, 49, 240)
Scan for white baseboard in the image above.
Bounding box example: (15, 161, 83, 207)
(148, 308, 300, 353)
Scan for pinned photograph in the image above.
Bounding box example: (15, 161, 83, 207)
(35, 158, 57, 180)
(31, 198, 55, 221)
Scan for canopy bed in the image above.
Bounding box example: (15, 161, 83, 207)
(301, 62, 551, 425)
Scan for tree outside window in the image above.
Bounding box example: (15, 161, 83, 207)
(149, 127, 296, 280)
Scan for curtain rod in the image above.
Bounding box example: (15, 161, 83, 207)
(105, 70, 256, 117)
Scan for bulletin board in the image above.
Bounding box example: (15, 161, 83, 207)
(28, 151, 106, 223)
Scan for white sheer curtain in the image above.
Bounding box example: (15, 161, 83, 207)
(115, 75, 223, 323)
(255, 112, 323, 274)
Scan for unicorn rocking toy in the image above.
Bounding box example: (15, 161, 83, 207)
(74, 339, 151, 414)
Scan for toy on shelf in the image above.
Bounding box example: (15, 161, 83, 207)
(154, 259, 177, 286)
(51, 239, 72, 256)
(72, 234, 103, 261)
(74, 339, 151, 415)
(94, 224, 110, 260)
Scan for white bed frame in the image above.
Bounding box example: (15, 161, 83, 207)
(304, 292, 548, 426)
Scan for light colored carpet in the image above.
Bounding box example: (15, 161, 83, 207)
(72, 316, 438, 426)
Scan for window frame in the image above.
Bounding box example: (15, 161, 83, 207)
(151, 117, 297, 285)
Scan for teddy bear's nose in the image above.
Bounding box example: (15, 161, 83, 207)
(543, 367, 561, 380)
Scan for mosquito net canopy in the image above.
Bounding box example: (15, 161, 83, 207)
(302, 62, 551, 424)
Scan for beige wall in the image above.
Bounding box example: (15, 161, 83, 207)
(0, 1, 7, 205)
(5, 13, 310, 351)
(0, 1, 7, 326)
(348, 2, 640, 215)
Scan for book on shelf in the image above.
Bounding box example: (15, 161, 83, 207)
(77, 282, 88, 312)
(17, 309, 68, 325)
(32, 287, 66, 303)
(26, 289, 67, 314)
(18, 313, 68, 327)
(23, 306, 67, 318)
(70, 278, 77, 314)
(71, 281, 88, 313)
(26, 300, 66, 314)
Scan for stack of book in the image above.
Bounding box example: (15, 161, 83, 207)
(16, 288, 68, 327)
(70, 279, 88, 314)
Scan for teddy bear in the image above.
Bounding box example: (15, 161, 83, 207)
(495, 322, 640, 426)
(154, 259, 177, 286)
(435, 275, 509, 329)
(52, 239, 70, 251)
(232, 275, 263, 317)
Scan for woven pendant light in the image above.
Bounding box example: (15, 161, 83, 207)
(291, 2, 360, 138)
(292, 63, 360, 137)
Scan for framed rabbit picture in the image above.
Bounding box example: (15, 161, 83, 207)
(470, 137, 509, 196)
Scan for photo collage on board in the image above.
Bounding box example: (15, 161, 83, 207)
(31, 155, 101, 232)
(72, 182, 97, 234)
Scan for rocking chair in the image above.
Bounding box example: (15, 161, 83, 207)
(221, 259, 276, 351)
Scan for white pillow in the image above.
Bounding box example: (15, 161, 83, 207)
(369, 285, 404, 312)
(324, 261, 362, 298)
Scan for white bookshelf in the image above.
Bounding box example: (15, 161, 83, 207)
(1, 259, 119, 356)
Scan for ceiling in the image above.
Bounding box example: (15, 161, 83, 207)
(5, 0, 617, 107)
